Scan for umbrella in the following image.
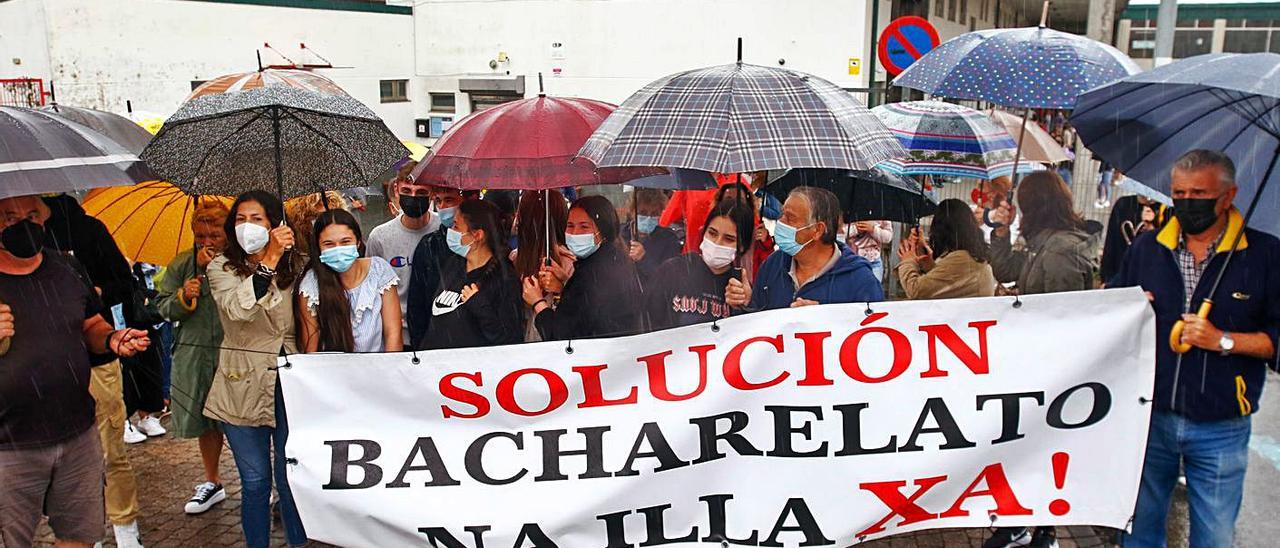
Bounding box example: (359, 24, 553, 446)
(1070, 52, 1280, 353)
(141, 70, 406, 200)
(988, 109, 1069, 164)
(40, 104, 153, 155)
(577, 62, 905, 173)
(893, 10, 1139, 182)
(412, 94, 662, 190)
(871, 100, 1034, 180)
(0, 106, 155, 200)
(82, 181, 233, 266)
(765, 168, 937, 224)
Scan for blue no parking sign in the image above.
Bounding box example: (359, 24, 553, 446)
(878, 16, 941, 76)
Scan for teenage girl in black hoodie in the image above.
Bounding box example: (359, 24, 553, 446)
(521, 195, 644, 340)
(424, 200, 523, 349)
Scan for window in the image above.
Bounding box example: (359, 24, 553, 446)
(948, 0, 957, 22)
(959, 0, 967, 22)
(429, 92, 456, 113)
(1224, 30, 1269, 53)
(1270, 32, 1280, 53)
(1172, 30, 1213, 58)
(935, 0, 944, 18)
(379, 79, 408, 103)
(1128, 29, 1156, 59)
(470, 93, 520, 112)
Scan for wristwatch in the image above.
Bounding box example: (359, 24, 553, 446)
(1219, 332, 1235, 356)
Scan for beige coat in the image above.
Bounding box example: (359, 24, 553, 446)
(896, 250, 997, 300)
(202, 255, 297, 428)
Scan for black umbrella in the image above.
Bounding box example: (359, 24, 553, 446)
(141, 85, 405, 201)
(0, 106, 155, 200)
(765, 168, 937, 224)
(40, 104, 153, 155)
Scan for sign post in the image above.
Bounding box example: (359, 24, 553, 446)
(877, 16, 941, 77)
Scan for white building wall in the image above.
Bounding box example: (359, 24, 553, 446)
(11, 0, 418, 139)
(0, 0, 53, 83)
(413, 0, 877, 118)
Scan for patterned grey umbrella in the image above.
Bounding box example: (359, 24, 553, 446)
(577, 63, 905, 173)
(0, 106, 155, 200)
(141, 85, 406, 200)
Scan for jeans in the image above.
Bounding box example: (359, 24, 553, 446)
(1123, 411, 1250, 548)
(222, 384, 307, 548)
(867, 258, 884, 283)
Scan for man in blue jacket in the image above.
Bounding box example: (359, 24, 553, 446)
(1110, 150, 1280, 548)
(750, 186, 883, 310)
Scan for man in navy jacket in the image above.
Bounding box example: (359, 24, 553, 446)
(750, 187, 883, 310)
(1110, 150, 1280, 548)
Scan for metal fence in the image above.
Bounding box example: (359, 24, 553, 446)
(0, 78, 47, 108)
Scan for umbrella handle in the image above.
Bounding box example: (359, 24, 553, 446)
(178, 291, 198, 313)
(1169, 300, 1213, 354)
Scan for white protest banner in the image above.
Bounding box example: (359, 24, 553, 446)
(279, 288, 1155, 547)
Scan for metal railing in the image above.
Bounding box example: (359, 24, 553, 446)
(0, 78, 47, 108)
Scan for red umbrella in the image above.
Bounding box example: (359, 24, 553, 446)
(411, 94, 660, 190)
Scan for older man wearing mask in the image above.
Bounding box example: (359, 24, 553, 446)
(749, 186, 883, 309)
(1110, 150, 1280, 548)
(0, 194, 150, 548)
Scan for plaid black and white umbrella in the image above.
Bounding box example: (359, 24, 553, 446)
(141, 84, 406, 199)
(0, 106, 155, 200)
(577, 63, 905, 173)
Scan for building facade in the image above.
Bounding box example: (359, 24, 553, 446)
(1117, 1, 1280, 69)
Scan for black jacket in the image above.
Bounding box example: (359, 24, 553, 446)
(645, 254, 736, 331)
(621, 225, 682, 288)
(42, 194, 134, 319)
(535, 243, 644, 341)
(423, 257, 523, 350)
(406, 227, 465, 349)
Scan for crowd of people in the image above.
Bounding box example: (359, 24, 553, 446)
(0, 149, 1276, 548)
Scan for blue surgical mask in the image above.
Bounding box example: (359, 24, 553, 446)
(437, 206, 457, 228)
(774, 221, 814, 256)
(636, 215, 659, 235)
(446, 228, 471, 258)
(319, 245, 360, 273)
(566, 232, 600, 259)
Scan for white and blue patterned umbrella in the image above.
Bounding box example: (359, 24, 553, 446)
(577, 63, 905, 173)
(871, 101, 1037, 180)
(893, 26, 1140, 109)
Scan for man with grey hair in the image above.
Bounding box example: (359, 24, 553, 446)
(1109, 149, 1280, 548)
(749, 186, 883, 309)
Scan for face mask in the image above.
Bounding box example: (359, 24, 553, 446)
(774, 221, 814, 256)
(446, 228, 472, 258)
(1173, 197, 1222, 236)
(319, 245, 360, 273)
(1, 219, 45, 259)
(636, 215, 659, 235)
(700, 238, 737, 271)
(235, 222, 270, 254)
(437, 206, 457, 229)
(399, 195, 430, 218)
(566, 232, 600, 259)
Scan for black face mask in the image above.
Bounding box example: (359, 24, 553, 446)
(1173, 197, 1222, 236)
(399, 194, 430, 218)
(1, 219, 45, 259)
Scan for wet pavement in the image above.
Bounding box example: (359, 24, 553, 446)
(16, 374, 1278, 547)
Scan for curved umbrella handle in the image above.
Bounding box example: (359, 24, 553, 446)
(1170, 300, 1213, 354)
(179, 292, 198, 313)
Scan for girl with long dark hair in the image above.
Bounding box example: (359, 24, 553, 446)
(203, 190, 306, 548)
(424, 200, 522, 349)
(513, 190, 569, 342)
(988, 171, 1095, 294)
(646, 199, 756, 330)
(521, 195, 644, 340)
(895, 199, 997, 299)
(297, 209, 401, 353)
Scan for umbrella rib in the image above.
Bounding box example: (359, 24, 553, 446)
(1219, 100, 1280, 154)
(280, 108, 367, 184)
(186, 109, 269, 190)
(1082, 86, 1220, 143)
(1071, 81, 1159, 120)
(87, 181, 169, 217)
(99, 189, 185, 239)
(1089, 89, 1263, 160)
(131, 192, 187, 263)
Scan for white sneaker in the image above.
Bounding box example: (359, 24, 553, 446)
(135, 415, 166, 437)
(122, 421, 147, 444)
(184, 482, 226, 514)
(113, 521, 144, 548)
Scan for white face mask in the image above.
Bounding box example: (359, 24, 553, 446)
(700, 238, 737, 271)
(235, 222, 270, 254)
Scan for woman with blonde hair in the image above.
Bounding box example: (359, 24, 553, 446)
(155, 200, 233, 515)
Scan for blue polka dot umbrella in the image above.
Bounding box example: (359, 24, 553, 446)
(871, 101, 1040, 180)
